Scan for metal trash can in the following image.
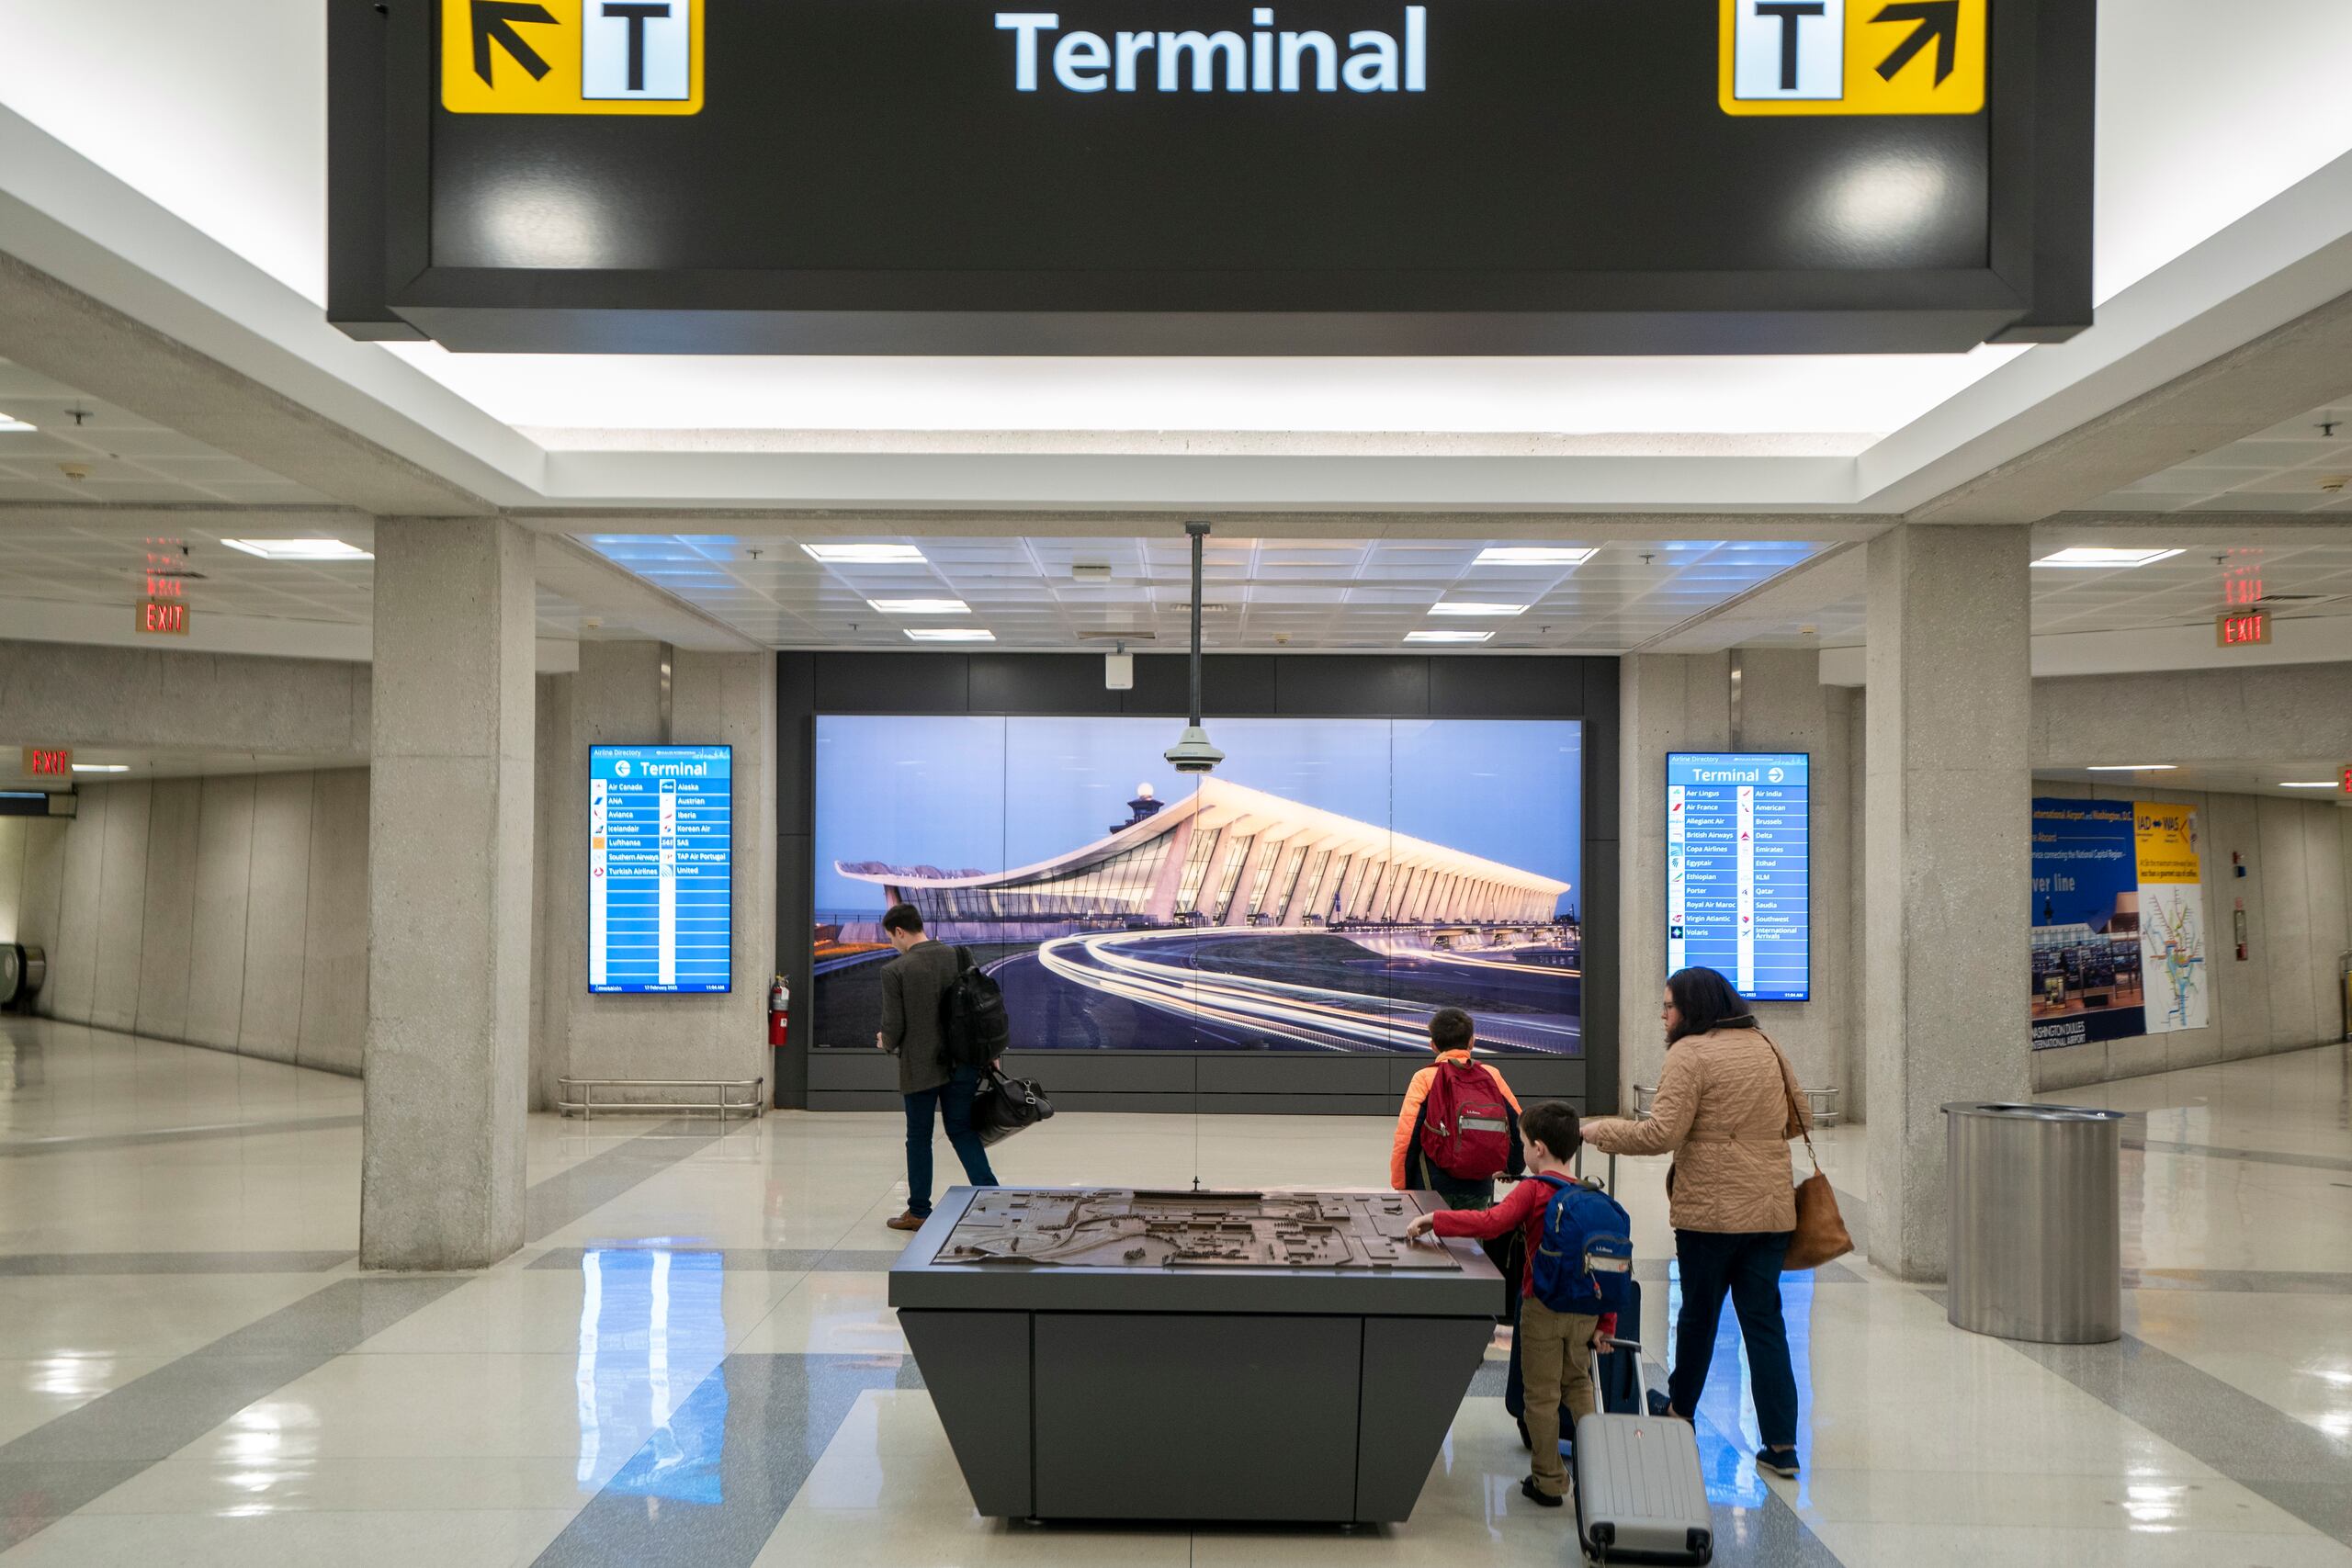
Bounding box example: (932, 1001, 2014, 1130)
(1943, 1102, 2125, 1345)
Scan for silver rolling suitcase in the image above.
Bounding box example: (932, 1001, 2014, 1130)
(1571, 1342, 1712, 1564)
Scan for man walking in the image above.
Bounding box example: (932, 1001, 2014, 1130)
(876, 903, 999, 1232)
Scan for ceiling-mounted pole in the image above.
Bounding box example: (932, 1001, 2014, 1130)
(1187, 523, 1207, 726)
(1164, 522, 1224, 775)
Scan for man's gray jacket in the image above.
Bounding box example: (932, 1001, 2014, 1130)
(879, 939, 961, 1095)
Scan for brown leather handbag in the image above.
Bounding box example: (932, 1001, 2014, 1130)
(1764, 1034, 1853, 1270)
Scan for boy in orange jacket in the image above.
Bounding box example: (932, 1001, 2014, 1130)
(1390, 1007, 1524, 1208)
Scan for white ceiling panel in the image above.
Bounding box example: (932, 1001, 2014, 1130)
(571, 532, 1841, 652)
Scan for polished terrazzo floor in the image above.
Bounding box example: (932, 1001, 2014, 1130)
(1, 1017, 2348, 1565)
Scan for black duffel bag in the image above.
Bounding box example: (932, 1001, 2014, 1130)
(970, 1067, 1053, 1146)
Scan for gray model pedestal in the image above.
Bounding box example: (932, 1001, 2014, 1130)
(888, 1187, 1502, 1524)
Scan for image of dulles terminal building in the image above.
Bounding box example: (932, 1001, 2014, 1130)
(835, 777, 1571, 942)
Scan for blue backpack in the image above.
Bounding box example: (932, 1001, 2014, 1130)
(1529, 1175, 1635, 1315)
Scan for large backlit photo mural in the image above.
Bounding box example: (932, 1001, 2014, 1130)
(811, 716, 1581, 1055)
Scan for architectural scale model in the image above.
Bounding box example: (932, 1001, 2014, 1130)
(938, 1189, 1460, 1270)
(892, 1186, 1503, 1525)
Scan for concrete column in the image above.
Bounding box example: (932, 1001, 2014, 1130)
(1616, 653, 1730, 1108)
(1864, 525, 2032, 1281)
(363, 517, 536, 1271)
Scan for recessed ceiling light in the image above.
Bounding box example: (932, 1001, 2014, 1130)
(1429, 603, 1529, 616)
(2031, 547, 2185, 569)
(221, 538, 374, 561)
(1474, 547, 1596, 566)
(869, 599, 969, 615)
(1406, 629, 1494, 644)
(0, 412, 33, 434)
(71, 763, 130, 773)
(2278, 781, 2341, 789)
(906, 628, 995, 642)
(803, 543, 925, 564)
(2085, 765, 2176, 773)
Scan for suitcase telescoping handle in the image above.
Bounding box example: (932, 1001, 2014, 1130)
(1591, 1338, 1650, 1405)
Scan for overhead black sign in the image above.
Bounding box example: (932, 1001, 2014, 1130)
(329, 0, 2092, 355)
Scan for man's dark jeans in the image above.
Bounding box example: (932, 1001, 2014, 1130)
(1668, 1228, 1800, 1451)
(905, 1066, 1000, 1219)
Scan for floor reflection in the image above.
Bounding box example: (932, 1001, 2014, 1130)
(1663, 1259, 1817, 1509)
(574, 1247, 729, 1504)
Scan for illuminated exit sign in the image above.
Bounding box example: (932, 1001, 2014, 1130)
(21, 748, 72, 777)
(2216, 608, 2269, 649)
(135, 599, 190, 637)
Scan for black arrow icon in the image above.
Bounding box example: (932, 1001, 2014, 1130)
(1871, 0, 1962, 86)
(471, 0, 558, 87)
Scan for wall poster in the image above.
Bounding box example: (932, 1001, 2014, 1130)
(2030, 797, 2208, 1050)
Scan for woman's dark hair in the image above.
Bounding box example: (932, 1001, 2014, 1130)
(1666, 966, 1758, 1045)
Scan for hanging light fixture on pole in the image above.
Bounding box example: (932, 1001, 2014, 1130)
(1164, 522, 1225, 774)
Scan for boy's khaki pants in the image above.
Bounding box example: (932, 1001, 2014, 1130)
(1520, 1299, 1602, 1498)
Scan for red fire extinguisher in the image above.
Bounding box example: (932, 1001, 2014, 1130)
(769, 975, 790, 1048)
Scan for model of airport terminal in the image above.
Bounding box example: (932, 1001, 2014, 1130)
(936, 1188, 1460, 1269)
(890, 1185, 1501, 1523)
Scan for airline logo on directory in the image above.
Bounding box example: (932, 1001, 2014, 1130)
(997, 7, 1429, 93)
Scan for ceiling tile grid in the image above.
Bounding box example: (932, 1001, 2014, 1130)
(0, 358, 334, 508)
(577, 534, 1835, 652)
(0, 513, 664, 643)
(1735, 537, 2352, 649)
(2080, 400, 2352, 514)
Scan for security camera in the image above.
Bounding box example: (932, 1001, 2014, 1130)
(1163, 725, 1225, 774)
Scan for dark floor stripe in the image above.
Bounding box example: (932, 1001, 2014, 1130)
(0, 1251, 355, 1276)
(526, 1354, 923, 1567)
(2128, 1267, 2352, 1295)
(524, 1120, 729, 1242)
(1630, 1257, 1866, 1285)
(0, 1113, 363, 1156)
(2127, 1136, 2352, 1176)
(0, 1274, 468, 1549)
(1981, 1307, 2352, 1546)
(1466, 1357, 1843, 1567)
(526, 1245, 908, 1273)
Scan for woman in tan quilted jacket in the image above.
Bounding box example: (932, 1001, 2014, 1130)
(1581, 966, 1809, 1480)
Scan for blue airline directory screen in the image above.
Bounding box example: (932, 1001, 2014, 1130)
(590, 745, 732, 994)
(1667, 752, 1810, 1002)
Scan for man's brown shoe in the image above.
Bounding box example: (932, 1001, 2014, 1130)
(886, 1211, 926, 1232)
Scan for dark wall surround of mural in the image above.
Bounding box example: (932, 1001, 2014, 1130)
(778, 653, 1620, 1116)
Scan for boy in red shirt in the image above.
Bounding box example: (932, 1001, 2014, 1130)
(1406, 1100, 1614, 1510)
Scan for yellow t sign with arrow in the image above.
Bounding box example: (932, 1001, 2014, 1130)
(441, 0, 705, 115)
(1720, 0, 1985, 116)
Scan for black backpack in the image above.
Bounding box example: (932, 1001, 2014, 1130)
(941, 947, 1011, 1069)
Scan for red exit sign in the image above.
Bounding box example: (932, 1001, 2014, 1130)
(2216, 608, 2269, 648)
(22, 748, 72, 776)
(135, 599, 190, 636)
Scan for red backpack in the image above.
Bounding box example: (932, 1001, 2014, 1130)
(1418, 1059, 1513, 1179)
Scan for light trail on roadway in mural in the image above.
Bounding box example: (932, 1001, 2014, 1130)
(1022, 928, 1580, 1054)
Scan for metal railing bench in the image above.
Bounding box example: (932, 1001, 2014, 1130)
(1633, 1083, 1841, 1127)
(556, 1077, 765, 1120)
